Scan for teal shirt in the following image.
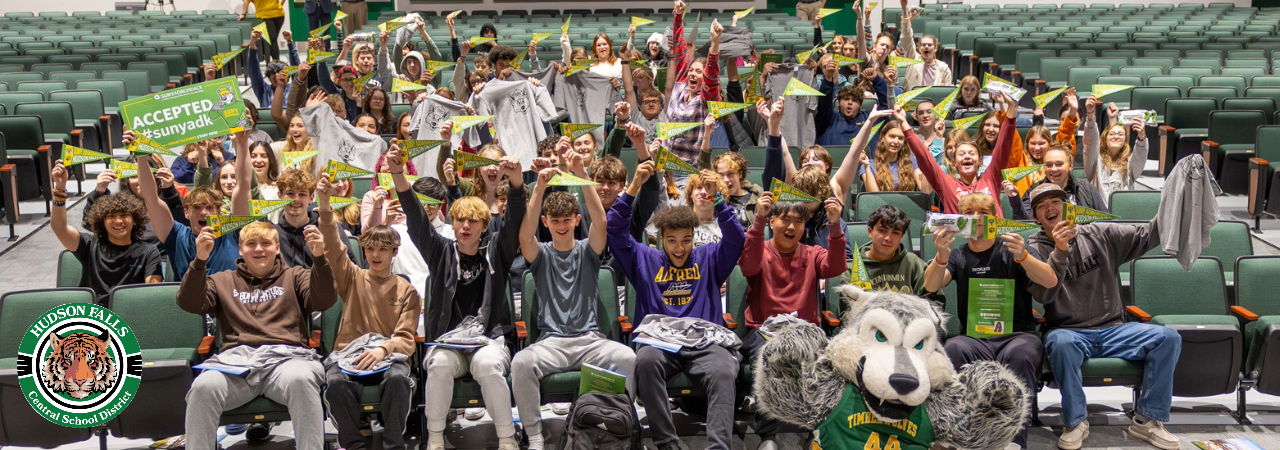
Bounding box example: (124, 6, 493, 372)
(814, 384, 934, 450)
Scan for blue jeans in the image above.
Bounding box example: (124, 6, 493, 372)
(1045, 323, 1182, 427)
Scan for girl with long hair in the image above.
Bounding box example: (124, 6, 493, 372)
(860, 120, 930, 194)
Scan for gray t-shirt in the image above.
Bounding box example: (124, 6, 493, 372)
(531, 239, 602, 338)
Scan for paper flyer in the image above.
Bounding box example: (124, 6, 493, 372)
(985, 81, 1026, 101)
(952, 112, 988, 132)
(783, 77, 824, 97)
(547, 173, 600, 186)
(654, 147, 699, 175)
(324, 160, 373, 182)
(579, 363, 627, 395)
(207, 215, 263, 238)
(282, 151, 319, 167)
(451, 115, 493, 134)
(1002, 164, 1044, 182)
(923, 213, 983, 238)
(62, 145, 113, 165)
(770, 178, 820, 203)
(560, 123, 603, 140)
(1119, 109, 1158, 126)
(1033, 87, 1067, 109)
(708, 101, 753, 119)
(1062, 203, 1119, 224)
(250, 199, 296, 217)
(656, 122, 702, 139)
(967, 279, 1014, 338)
(455, 151, 500, 171)
(1192, 438, 1264, 450)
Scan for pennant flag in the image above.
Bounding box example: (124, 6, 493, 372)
(1033, 87, 1067, 109)
(709, 101, 753, 119)
(1002, 164, 1044, 182)
(417, 193, 445, 205)
(282, 65, 299, 77)
(324, 160, 373, 182)
(1063, 203, 1119, 223)
(845, 239, 873, 290)
(378, 16, 412, 33)
(333, 10, 348, 24)
(932, 88, 961, 119)
(111, 160, 148, 179)
(254, 22, 271, 45)
(983, 72, 1016, 88)
(561, 123, 603, 140)
(377, 172, 421, 199)
(833, 54, 864, 67)
(562, 15, 572, 35)
(953, 112, 988, 132)
(455, 151, 501, 171)
(547, 172, 600, 186)
(818, 8, 843, 19)
(655, 68, 668, 89)
(250, 199, 296, 217)
(654, 147, 699, 175)
(511, 47, 530, 69)
(631, 17, 656, 27)
(391, 78, 430, 92)
(566, 60, 597, 77)
(531, 32, 555, 45)
(782, 77, 824, 97)
(894, 87, 930, 106)
(852, 120, 887, 145)
(208, 215, 263, 238)
(282, 151, 319, 167)
(734, 7, 756, 19)
(398, 140, 446, 163)
(468, 36, 496, 48)
(1092, 84, 1135, 98)
(329, 196, 359, 210)
(982, 216, 1039, 240)
(211, 47, 246, 71)
(424, 61, 457, 75)
(656, 122, 702, 140)
(451, 115, 493, 135)
(127, 133, 179, 157)
(447, 10, 463, 19)
(62, 145, 112, 166)
(869, 2, 880, 9)
(309, 23, 332, 39)
(770, 178, 821, 203)
(352, 71, 377, 94)
(307, 50, 337, 65)
(796, 46, 821, 64)
(889, 54, 923, 69)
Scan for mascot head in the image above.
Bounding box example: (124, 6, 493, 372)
(41, 332, 117, 400)
(826, 285, 955, 422)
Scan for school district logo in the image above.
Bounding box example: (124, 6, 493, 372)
(17, 304, 141, 428)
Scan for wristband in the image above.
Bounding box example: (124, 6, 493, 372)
(53, 200, 66, 208)
(1014, 249, 1029, 264)
(933, 257, 947, 267)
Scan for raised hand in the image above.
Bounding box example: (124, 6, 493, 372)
(1002, 179, 1019, 198)
(536, 166, 560, 187)
(303, 225, 325, 257)
(282, 30, 292, 42)
(195, 227, 216, 261)
(933, 228, 956, 262)
(498, 156, 522, 181)
(156, 167, 175, 189)
(755, 191, 774, 218)
(1131, 119, 1146, 140)
(892, 103, 909, 124)
(384, 144, 405, 173)
(316, 176, 333, 203)
(438, 120, 453, 141)
(703, 113, 717, 132)
(442, 158, 457, 185)
(1051, 219, 1076, 252)
(1084, 94, 1098, 117)
(614, 101, 632, 121)
(1106, 102, 1119, 121)
(305, 89, 327, 108)
(632, 160, 656, 187)
(96, 169, 117, 193)
(51, 160, 69, 189)
(824, 197, 842, 223)
(674, 0, 686, 16)
(710, 19, 724, 40)
(1000, 233, 1027, 258)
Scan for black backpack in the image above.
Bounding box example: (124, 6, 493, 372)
(558, 391, 642, 450)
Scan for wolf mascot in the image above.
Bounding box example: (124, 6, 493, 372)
(754, 285, 1029, 450)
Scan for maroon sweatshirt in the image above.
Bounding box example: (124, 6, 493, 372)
(740, 219, 847, 327)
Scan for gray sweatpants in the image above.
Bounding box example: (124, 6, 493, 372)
(423, 337, 515, 439)
(184, 358, 325, 450)
(511, 332, 637, 437)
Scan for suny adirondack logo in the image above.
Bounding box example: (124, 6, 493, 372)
(19, 304, 140, 428)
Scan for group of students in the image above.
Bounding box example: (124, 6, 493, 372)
(42, 1, 1220, 450)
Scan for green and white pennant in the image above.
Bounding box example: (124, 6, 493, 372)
(1033, 87, 1067, 109)
(282, 151, 319, 167)
(547, 173, 600, 186)
(1001, 164, 1044, 182)
(398, 140, 446, 163)
(208, 214, 263, 238)
(1092, 84, 1135, 98)
(211, 47, 246, 71)
(62, 145, 113, 166)
(981, 216, 1039, 240)
(324, 160, 373, 182)
(251, 199, 296, 216)
(844, 240, 872, 290)
(455, 151, 500, 171)
(451, 115, 493, 135)
(127, 133, 179, 157)
(708, 102, 753, 119)
(1063, 203, 1119, 224)
(932, 87, 961, 119)
(391, 78, 430, 92)
(654, 147, 698, 175)
(770, 178, 820, 203)
(952, 112, 988, 132)
(561, 123, 603, 140)
(782, 77, 824, 97)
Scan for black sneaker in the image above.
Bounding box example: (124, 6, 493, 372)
(245, 423, 273, 442)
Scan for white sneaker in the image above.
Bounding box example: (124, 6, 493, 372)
(1128, 415, 1179, 450)
(497, 436, 519, 450)
(1057, 421, 1089, 450)
(550, 402, 572, 415)
(464, 407, 486, 421)
(527, 432, 545, 450)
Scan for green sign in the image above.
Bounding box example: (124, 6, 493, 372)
(967, 279, 1014, 338)
(119, 76, 250, 148)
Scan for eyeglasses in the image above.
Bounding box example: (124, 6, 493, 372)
(642, 99, 662, 105)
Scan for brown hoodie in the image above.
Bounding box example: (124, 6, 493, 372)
(178, 254, 337, 351)
(319, 209, 421, 356)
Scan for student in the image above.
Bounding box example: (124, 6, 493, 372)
(513, 147, 637, 450)
(271, 168, 359, 268)
(178, 221, 335, 450)
(859, 120, 930, 194)
(664, 0, 724, 166)
(941, 128, 970, 177)
(860, 205, 936, 296)
(132, 131, 253, 280)
(379, 177, 452, 297)
(247, 28, 299, 109)
(1084, 96, 1149, 207)
(974, 113, 1006, 160)
(247, 141, 281, 201)
(361, 87, 396, 135)
(315, 177, 420, 450)
(586, 33, 624, 79)
(644, 170, 731, 247)
(899, 1, 951, 90)
(738, 192, 846, 447)
(239, 0, 286, 61)
(908, 97, 1017, 216)
(1008, 146, 1107, 221)
(608, 157, 746, 450)
(815, 63, 889, 146)
(913, 101, 947, 166)
(49, 161, 162, 303)
(300, 90, 389, 175)
(922, 192, 1058, 450)
(85, 154, 186, 247)
(948, 76, 990, 119)
(242, 101, 275, 145)
(276, 113, 315, 162)
(709, 152, 763, 228)
(1022, 183, 1182, 450)
(619, 58, 668, 145)
(172, 139, 234, 185)
(385, 144, 525, 450)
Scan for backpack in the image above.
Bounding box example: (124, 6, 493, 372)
(558, 391, 642, 450)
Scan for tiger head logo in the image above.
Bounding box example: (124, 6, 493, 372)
(40, 332, 117, 400)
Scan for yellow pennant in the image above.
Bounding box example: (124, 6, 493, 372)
(377, 172, 421, 199)
(309, 23, 332, 39)
(455, 151, 501, 171)
(561, 123, 603, 140)
(984, 72, 1016, 88)
(1092, 84, 1135, 99)
(511, 47, 530, 69)
(851, 121, 886, 145)
(1033, 87, 1067, 109)
(1062, 203, 1119, 224)
(329, 196, 359, 210)
(250, 199, 296, 217)
(211, 47, 246, 71)
(399, 139, 447, 163)
(468, 36, 496, 48)
(333, 10, 348, 23)
(425, 60, 458, 74)
(391, 78, 430, 92)
(566, 60, 597, 77)
(254, 22, 271, 45)
(112, 160, 150, 179)
(62, 145, 113, 166)
(654, 146, 699, 175)
(447, 10, 463, 19)
(845, 239, 872, 290)
(656, 122, 701, 139)
(127, 132, 179, 157)
(562, 15, 572, 35)
(417, 193, 445, 205)
(708, 101, 753, 119)
(207, 215, 263, 238)
(531, 32, 556, 45)
(981, 216, 1039, 240)
(282, 65, 299, 77)
(282, 151, 319, 167)
(770, 178, 820, 203)
(796, 46, 822, 65)
(952, 112, 988, 133)
(307, 50, 337, 65)
(324, 160, 373, 182)
(631, 17, 656, 27)
(894, 87, 929, 106)
(889, 54, 923, 69)
(352, 71, 377, 94)
(451, 115, 493, 135)
(833, 54, 864, 67)
(377, 16, 413, 33)
(1001, 164, 1044, 182)
(818, 8, 843, 19)
(734, 7, 757, 19)
(932, 88, 961, 119)
(782, 77, 824, 97)
(547, 172, 600, 186)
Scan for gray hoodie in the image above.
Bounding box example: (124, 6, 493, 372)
(1027, 220, 1161, 330)
(300, 103, 389, 176)
(552, 70, 622, 145)
(407, 93, 473, 179)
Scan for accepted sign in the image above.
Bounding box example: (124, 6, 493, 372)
(119, 76, 250, 147)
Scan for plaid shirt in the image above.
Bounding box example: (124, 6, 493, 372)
(665, 12, 720, 164)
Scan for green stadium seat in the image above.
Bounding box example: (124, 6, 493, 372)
(1108, 191, 1160, 221)
(143, 53, 191, 86)
(1247, 126, 1280, 228)
(1202, 109, 1266, 191)
(14, 101, 78, 153)
(1131, 87, 1182, 122)
(1158, 98, 1216, 176)
(49, 89, 110, 152)
(1231, 256, 1280, 412)
(14, 80, 65, 101)
(1222, 67, 1267, 78)
(518, 268, 624, 404)
(1199, 75, 1248, 93)
(1224, 97, 1278, 121)
(1147, 75, 1194, 94)
(101, 69, 153, 97)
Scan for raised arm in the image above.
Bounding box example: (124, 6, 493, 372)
(229, 131, 253, 216)
(49, 160, 81, 251)
(833, 108, 895, 197)
(922, 230, 955, 293)
(521, 168, 553, 263)
(759, 97, 794, 187)
(898, 105, 948, 199)
(670, 0, 691, 80)
(701, 19, 723, 101)
(601, 108, 629, 159)
(1128, 119, 1148, 185)
(315, 176, 359, 285)
(982, 94, 1019, 180)
(899, 0, 918, 60)
(247, 30, 267, 103)
(129, 131, 175, 243)
(739, 193, 772, 278)
(1083, 95, 1100, 183)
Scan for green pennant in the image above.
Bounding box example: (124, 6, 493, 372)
(770, 178, 820, 203)
(324, 160, 373, 182)
(282, 151, 319, 167)
(932, 87, 961, 119)
(511, 47, 530, 69)
(417, 193, 445, 205)
(709, 101, 753, 119)
(391, 78, 430, 92)
(782, 77, 824, 97)
(889, 54, 923, 69)
(377, 172, 421, 199)
(1063, 203, 1119, 224)
(451, 115, 493, 135)
(560, 123, 603, 140)
(654, 68, 668, 90)
(329, 196, 359, 210)
(250, 199, 297, 216)
(307, 50, 337, 65)
(455, 151, 501, 171)
(111, 160, 156, 179)
(844, 240, 872, 290)
(254, 22, 271, 45)
(207, 214, 264, 238)
(468, 36, 496, 48)
(796, 46, 822, 65)
(952, 112, 988, 133)
(424, 60, 458, 74)
(656, 122, 702, 140)
(126, 133, 179, 157)
(894, 87, 929, 107)
(851, 121, 886, 144)
(983, 72, 1016, 88)
(62, 145, 113, 166)
(352, 71, 377, 94)
(734, 7, 757, 19)
(210, 47, 246, 71)
(309, 23, 332, 39)
(1033, 87, 1067, 109)
(982, 216, 1040, 240)
(282, 65, 299, 77)
(833, 54, 864, 67)
(631, 17, 656, 27)
(1092, 84, 1135, 99)
(547, 172, 600, 186)
(1002, 164, 1044, 182)
(654, 146, 699, 175)
(398, 140, 446, 163)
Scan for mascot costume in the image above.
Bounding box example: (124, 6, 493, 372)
(755, 285, 1029, 450)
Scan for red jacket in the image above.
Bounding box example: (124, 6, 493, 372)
(740, 219, 847, 327)
(908, 116, 1016, 217)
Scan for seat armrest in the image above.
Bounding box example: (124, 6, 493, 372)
(722, 313, 737, 330)
(515, 321, 527, 339)
(415, 335, 426, 343)
(1250, 158, 1270, 216)
(1203, 140, 1219, 150)
(197, 336, 215, 355)
(822, 310, 841, 328)
(1231, 305, 1259, 322)
(1125, 305, 1152, 322)
(618, 316, 633, 334)
(1159, 126, 1176, 175)
(309, 330, 321, 348)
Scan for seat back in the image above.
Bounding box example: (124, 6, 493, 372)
(56, 250, 82, 288)
(101, 70, 151, 97)
(76, 79, 127, 108)
(1131, 256, 1227, 316)
(14, 101, 73, 134)
(14, 80, 65, 100)
(126, 61, 171, 89)
(1199, 75, 1248, 93)
(1108, 191, 1161, 221)
(1041, 57, 1084, 84)
(520, 268, 621, 343)
(1130, 87, 1182, 118)
(1235, 256, 1280, 316)
(49, 90, 106, 120)
(1208, 110, 1267, 146)
(48, 71, 95, 86)
(1203, 221, 1253, 271)
(108, 283, 203, 353)
(0, 288, 95, 360)
(1164, 98, 1219, 129)
(0, 72, 41, 86)
(854, 192, 931, 224)
(0, 92, 43, 115)
(1188, 86, 1238, 106)
(1223, 97, 1277, 119)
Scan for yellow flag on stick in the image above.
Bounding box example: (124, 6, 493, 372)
(1033, 87, 1067, 109)
(391, 78, 430, 92)
(62, 145, 112, 166)
(734, 7, 757, 19)
(282, 151, 319, 167)
(398, 140, 447, 163)
(307, 50, 337, 65)
(329, 197, 359, 210)
(654, 147, 699, 175)
(211, 47, 246, 71)
(783, 77, 824, 97)
(844, 239, 872, 290)
(324, 160, 373, 182)
(127, 133, 179, 157)
(656, 122, 702, 139)
(1062, 203, 1119, 224)
(631, 17, 656, 27)
(531, 32, 556, 45)
(425, 60, 457, 74)
(709, 102, 753, 119)
(451, 115, 493, 135)
(561, 123, 603, 140)
(447, 10, 463, 19)
(254, 22, 271, 45)
(455, 151, 501, 171)
(833, 54, 864, 67)
(208, 215, 263, 238)
(547, 173, 600, 186)
(250, 199, 296, 217)
(889, 54, 923, 69)
(1092, 84, 1135, 99)
(932, 88, 961, 119)
(1002, 165, 1044, 182)
(953, 112, 988, 133)
(770, 179, 821, 202)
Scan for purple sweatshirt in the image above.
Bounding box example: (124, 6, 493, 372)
(607, 192, 747, 326)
